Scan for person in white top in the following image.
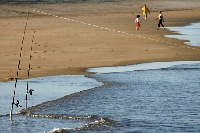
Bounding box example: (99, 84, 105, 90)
(135, 15, 141, 30)
(156, 11, 165, 30)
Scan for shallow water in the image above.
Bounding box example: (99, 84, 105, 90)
(0, 75, 102, 116)
(1, 61, 200, 133)
(86, 61, 200, 74)
(166, 22, 200, 47)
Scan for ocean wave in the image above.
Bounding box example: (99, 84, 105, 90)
(47, 117, 116, 132)
(17, 109, 116, 132)
(22, 110, 100, 121)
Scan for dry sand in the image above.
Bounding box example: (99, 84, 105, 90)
(1, 0, 200, 82)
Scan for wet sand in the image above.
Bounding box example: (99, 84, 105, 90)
(0, 0, 200, 82)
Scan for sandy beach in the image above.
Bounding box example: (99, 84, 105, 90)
(0, 0, 200, 82)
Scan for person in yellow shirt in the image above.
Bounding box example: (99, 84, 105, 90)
(142, 4, 150, 21)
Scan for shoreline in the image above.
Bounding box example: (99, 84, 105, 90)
(1, 2, 200, 82)
(86, 61, 200, 74)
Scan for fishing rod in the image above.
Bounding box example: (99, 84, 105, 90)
(10, 12, 30, 121)
(25, 31, 35, 110)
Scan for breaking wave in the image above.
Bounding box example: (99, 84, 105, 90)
(47, 117, 116, 132)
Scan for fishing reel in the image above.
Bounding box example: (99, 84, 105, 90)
(12, 99, 22, 107)
(27, 89, 34, 95)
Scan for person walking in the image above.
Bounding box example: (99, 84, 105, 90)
(135, 15, 141, 30)
(156, 11, 165, 30)
(142, 4, 150, 21)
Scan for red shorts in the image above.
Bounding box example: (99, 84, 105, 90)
(135, 22, 140, 27)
